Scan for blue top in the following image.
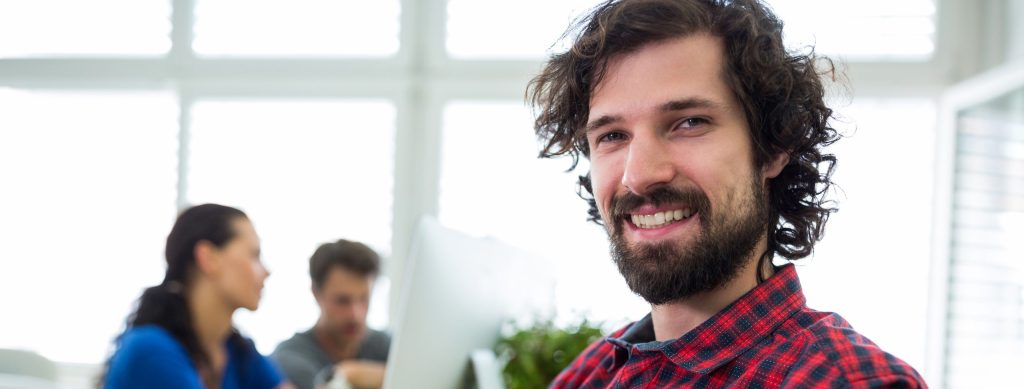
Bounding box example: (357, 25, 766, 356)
(105, 325, 285, 389)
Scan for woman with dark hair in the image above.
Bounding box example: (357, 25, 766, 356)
(101, 204, 295, 389)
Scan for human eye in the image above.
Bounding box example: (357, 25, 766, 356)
(676, 117, 709, 130)
(670, 117, 713, 137)
(597, 130, 627, 143)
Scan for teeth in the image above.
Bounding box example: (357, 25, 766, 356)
(630, 208, 694, 229)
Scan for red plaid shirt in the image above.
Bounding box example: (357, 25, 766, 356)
(551, 264, 926, 388)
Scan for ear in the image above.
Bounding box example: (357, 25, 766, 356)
(194, 240, 221, 276)
(762, 152, 790, 180)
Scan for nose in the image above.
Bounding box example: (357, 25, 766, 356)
(350, 301, 368, 321)
(621, 132, 676, 195)
(258, 262, 270, 281)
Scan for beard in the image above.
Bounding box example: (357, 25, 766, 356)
(607, 176, 770, 305)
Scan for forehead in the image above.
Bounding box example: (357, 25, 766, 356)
(589, 34, 734, 117)
(230, 217, 258, 242)
(321, 266, 373, 293)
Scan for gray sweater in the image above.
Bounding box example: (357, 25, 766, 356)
(271, 328, 390, 389)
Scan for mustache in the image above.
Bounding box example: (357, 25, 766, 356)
(610, 185, 711, 219)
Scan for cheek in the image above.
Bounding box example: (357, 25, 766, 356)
(335, 307, 353, 319)
(250, 262, 265, 279)
(588, 157, 622, 213)
(689, 158, 753, 204)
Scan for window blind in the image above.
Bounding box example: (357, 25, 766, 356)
(945, 105, 1024, 388)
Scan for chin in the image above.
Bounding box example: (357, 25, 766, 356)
(342, 328, 365, 340)
(243, 298, 261, 311)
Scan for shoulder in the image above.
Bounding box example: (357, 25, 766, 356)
(228, 334, 286, 389)
(105, 325, 202, 389)
(270, 330, 327, 389)
(781, 312, 927, 388)
(364, 328, 391, 346)
(272, 330, 316, 355)
(229, 333, 263, 360)
(115, 325, 190, 361)
(549, 324, 625, 388)
(357, 328, 392, 362)
(272, 330, 326, 366)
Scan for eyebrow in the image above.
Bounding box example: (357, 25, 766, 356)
(585, 97, 724, 134)
(584, 114, 622, 134)
(659, 97, 723, 112)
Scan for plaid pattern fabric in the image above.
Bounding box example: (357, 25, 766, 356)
(551, 264, 926, 388)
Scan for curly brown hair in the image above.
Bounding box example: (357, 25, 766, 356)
(527, 0, 840, 266)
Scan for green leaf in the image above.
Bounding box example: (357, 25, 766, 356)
(496, 316, 606, 389)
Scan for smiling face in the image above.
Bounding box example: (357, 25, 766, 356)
(586, 34, 778, 304)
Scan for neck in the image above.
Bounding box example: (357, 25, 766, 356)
(313, 319, 358, 362)
(650, 243, 774, 342)
(187, 280, 235, 353)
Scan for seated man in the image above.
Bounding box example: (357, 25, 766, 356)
(272, 239, 390, 389)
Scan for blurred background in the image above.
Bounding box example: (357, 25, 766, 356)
(0, 0, 1021, 388)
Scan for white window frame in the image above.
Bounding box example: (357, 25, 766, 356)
(927, 59, 1024, 389)
(0, 1, 1003, 386)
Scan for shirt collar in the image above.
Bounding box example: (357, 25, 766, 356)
(604, 264, 806, 374)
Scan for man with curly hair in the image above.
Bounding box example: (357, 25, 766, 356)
(528, 0, 927, 387)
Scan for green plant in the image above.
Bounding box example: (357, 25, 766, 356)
(495, 318, 604, 389)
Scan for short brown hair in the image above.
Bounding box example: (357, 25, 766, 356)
(528, 0, 840, 264)
(309, 239, 381, 290)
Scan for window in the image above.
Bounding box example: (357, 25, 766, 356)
(800, 99, 937, 371)
(769, 0, 936, 60)
(446, 0, 598, 59)
(0, 0, 955, 378)
(0, 89, 178, 363)
(445, 0, 937, 60)
(437, 101, 649, 327)
(942, 86, 1024, 389)
(0, 0, 171, 57)
(186, 99, 396, 351)
(193, 0, 401, 57)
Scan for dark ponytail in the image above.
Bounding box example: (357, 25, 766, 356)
(99, 204, 249, 388)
